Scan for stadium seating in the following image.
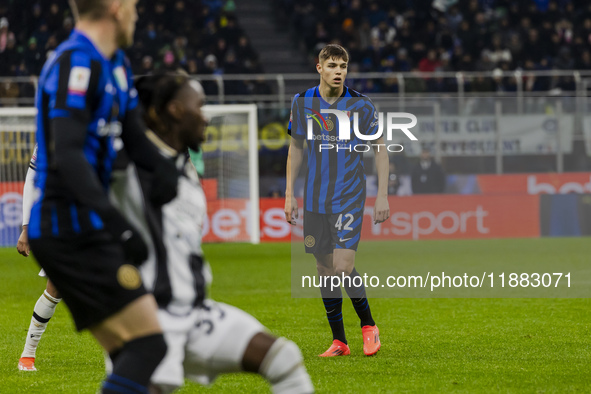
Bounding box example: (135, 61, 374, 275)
(277, 0, 591, 92)
(0, 0, 260, 80)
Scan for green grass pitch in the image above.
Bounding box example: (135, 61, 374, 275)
(1, 238, 590, 393)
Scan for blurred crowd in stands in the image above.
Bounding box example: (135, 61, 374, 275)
(279, 0, 591, 93)
(3, 0, 591, 96)
(0, 0, 262, 99)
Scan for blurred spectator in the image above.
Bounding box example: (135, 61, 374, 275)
(24, 38, 43, 76)
(371, 20, 396, 46)
(340, 18, 359, 48)
(140, 55, 154, 74)
(366, 2, 387, 27)
(213, 38, 228, 64)
(32, 22, 51, 50)
(46, 3, 62, 32)
(57, 17, 74, 43)
(396, 48, 411, 72)
(554, 47, 574, 70)
(268, 189, 283, 198)
(161, 50, 178, 72)
(0, 81, 20, 106)
(172, 36, 189, 66)
(523, 29, 545, 64)
(219, 16, 242, 47)
(388, 162, 400, 196)
(186, 58, 199, 75)
(46, 35, 59, 53)
(576, 50, 591, 70)
(0, 17, 15, 53)
(1, 34, 18, 75)
(419, 49, 441, 72)
(411, 148, 446, 194)
(201, 54, 221, 95)
(476, 51, 496, 72)
(25, 3, 44, 41)
(446, 6, 463, 31)
(488, 36, 512, 65)
(252, 75, 272, 96)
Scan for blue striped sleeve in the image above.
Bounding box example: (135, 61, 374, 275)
(288, 94, 305, 140)
(47, 50, 100, 122)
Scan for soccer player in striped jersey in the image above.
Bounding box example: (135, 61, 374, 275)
(110, 72, 313, 393)
(16, 146, 62, 371)
(27, 1, 179, 392)
(285, 44, 390, 357)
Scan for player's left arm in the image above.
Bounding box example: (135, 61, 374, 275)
(17, 164, 36, 257)
(363, 97, 389, 224)
(372, 137, 390, 224)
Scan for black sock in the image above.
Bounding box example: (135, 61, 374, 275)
(102, 333, 167, 394)
(344, 268, 375, 327)
(320, 283, 347, 344)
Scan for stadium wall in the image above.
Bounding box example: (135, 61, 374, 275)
(2, 173, 590, 246)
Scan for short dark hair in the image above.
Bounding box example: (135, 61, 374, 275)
(319, 44, 349, 63)
(69, 0, 112, 21)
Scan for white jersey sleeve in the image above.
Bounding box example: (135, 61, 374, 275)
(23, 144, 39, 225)
(22, 167, 36, 226)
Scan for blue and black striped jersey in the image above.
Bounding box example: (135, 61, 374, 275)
(288, 85, 379, 214)
(29, 30, 138, 239)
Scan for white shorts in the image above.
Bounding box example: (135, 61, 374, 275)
(152, 300, 265, 393)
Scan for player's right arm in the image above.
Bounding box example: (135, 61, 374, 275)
(285, 138, 304, 224)
(46, 52, 147, 264)
(285, 95, 305, 224)
(17, 159, 37, 257)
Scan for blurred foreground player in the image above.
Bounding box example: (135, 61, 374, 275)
(110, 72, 314, 393)
(285, 44, 389, 357)
(28, 1, 179, 392)
(17, 147, 62, 371)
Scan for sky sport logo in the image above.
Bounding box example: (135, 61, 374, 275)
(304, 108, 418, 153)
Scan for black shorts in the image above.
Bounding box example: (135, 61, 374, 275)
(29, 231, 147, 331)
(303, 205, 364, 255)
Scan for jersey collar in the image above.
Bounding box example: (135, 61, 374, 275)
(145, 129, 178, 158)
(315, 85, 348, 108)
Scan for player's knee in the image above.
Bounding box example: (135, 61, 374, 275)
(316, 262, 334, 276)
(334, 265, 353, 277)
(45, 280, 61, 299)
(118, 333, 167, 370)
(104, 334, 168, 393)
(259, 338, 314, 393)
(141, 333, 167, 365)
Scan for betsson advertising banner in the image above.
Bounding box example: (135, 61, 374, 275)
(203, 196, 540, 243)
(0, 185, 566, 245)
